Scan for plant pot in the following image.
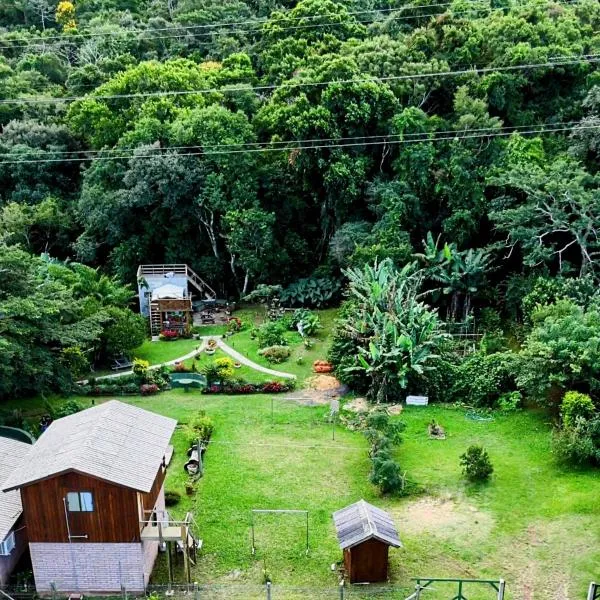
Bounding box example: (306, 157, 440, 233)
(185, 484, 194, 496)
(234, 362, 242, 369)
(205, 349, 215, 355)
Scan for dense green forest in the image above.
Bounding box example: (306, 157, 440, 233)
(2, 0, 600, 462)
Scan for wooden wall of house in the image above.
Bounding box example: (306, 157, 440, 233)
(345, 540, 389, 583)
(141, 465, 165, 518)
(20, 471, 140, 543)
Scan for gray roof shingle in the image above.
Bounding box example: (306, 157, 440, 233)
(2, 400, 176, 494)
(333, 500, 402, 550)
(0, 437, 32, 541)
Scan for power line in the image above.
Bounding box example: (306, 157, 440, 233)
(0, 120, 584, 158)
(0, 0, 580, 51)
(0, 3, 500, 52)
(1, 53, 598, 105)
(1, 122, 596, 165)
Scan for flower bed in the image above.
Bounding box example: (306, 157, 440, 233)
(204, 380, 294, 395)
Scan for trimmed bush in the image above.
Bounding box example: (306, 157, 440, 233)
(460, 445, 494, 482)
(258, 345, 291, 364)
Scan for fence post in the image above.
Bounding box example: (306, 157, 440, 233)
(497, 579, 505, 600)
(194, 582, 199, 600)
(266, 581, 272, 600)
(339, 580, 344, 600)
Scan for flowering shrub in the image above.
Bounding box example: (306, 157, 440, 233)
(133, 358, 150, 378)
(159, 329, 178, 340)
(227, 317, 243, 333)
(140, 383, 160, 395)
(203, 380, 294, 395)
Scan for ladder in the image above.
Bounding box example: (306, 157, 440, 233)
(149, 301, 162, 336)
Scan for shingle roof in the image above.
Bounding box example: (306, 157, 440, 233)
(3, 400, 176, 494)
(0, 437, 32, 541)
(333, 500, 402, 550)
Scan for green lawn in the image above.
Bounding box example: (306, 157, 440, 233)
(10, 306, 600, 599)
(120, 392, 597, 599)
(133, 338, 201, 364)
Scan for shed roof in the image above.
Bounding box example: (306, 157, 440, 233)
(333, 500, 402, 550)
(0, 437, 32, 541)
(3, 401, 176, 494)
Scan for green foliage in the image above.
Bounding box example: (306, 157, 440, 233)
(202, 357, 234, 384)
(187, 410, 215, 444)
(561, 391, 596, 427)
(336, 259, 446, 403)
(102, 307, 147, 360)
(553, 416, 600, 466)
(460, 445, 494, 482)
(290, 309, 321, 337)
(281, 277, 341, 308)
(517, 301, 600, 404)
(132, 358, 150, 378)
(452, 351, 518, 408)
(53, 399, 83, 419)
(253, 320, 288, 348)
(498, 391, 522, 413)
(258, 345, 291, 364)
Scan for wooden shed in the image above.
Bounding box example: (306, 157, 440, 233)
(333, 500, 402, 583)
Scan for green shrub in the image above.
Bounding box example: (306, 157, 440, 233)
(561, 391, 596, 427)
(164, 490, 181, 507)
(452, 351, 518, 408)
(258, 345, 291, 364)
(255, 320, 288, 348)
(54, 399, 83, 419)
(460, 445, 494, 482)
(369, 449, 405, 494)
(553, 416, 600, 465)
(498, 391, 522, 412)
(290, 309, 321, 336)
(185, 411, 215, 445)
(132, 358, 150, 378)
(214, 357, 235, 381)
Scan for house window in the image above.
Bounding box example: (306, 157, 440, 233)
(0, 531, 15, 556)
(66, 491, 94, 512)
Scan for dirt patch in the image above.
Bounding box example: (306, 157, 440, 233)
(305, 374, 342, 391)
(388, 403, 403, 415)
(392, 496, 494, 543)
(284, 375, 349, 406)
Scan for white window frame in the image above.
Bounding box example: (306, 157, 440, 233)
(66, 491, 94, 512)
(0, 531, 16, 556)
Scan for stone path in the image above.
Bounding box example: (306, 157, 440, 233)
(83, 335, 296, 382)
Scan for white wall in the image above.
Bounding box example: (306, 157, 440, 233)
(30, 542, 146, 593)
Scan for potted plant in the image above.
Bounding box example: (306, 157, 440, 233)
(185, 481, 195, 496)
(234, 362, 242, 369)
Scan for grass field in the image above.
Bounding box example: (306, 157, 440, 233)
(11, 308, 600, 599)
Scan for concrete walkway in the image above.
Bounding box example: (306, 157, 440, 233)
(215, 337, 296, 380)
(84, 335, 296, 382)
(82, 339, 207, 383)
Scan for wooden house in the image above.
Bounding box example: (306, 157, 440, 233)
(333, 500, 402, 583)
(0, 436, 34, 586)
(2, 401, 195, 594)
(136, 265, 216, 336)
